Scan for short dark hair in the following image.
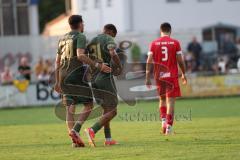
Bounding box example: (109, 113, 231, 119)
(160, 22, 172, 33)
(104, 24, 117, 35)
(68, 15, 83, 30)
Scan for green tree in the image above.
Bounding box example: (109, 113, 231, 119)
(38, 0, 65, 33)
(131, 43, 142, 62)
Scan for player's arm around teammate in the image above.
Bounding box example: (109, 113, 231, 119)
(76, 48, 112, 73)
(54, 15, 112, 148)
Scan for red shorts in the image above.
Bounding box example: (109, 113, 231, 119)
(156, 78, 181, 97)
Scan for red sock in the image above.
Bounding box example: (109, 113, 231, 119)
(166, 114, 174, 126)
(160, 106, 167, 119)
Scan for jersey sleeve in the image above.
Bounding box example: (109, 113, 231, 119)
(77, 34, 87, 49)
(176, 40, 183, 55)
(106, 36, 117, 50)
(148, 42, 154, 56)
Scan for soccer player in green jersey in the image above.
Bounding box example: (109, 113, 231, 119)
(54, 15, 112, 147)
(84, 24, 122, 147)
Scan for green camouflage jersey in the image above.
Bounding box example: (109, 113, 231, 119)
(88, 34, 116, 64)
(57, 31, 87, 86)
(88, 34, 116, 79)
(57, 31, 93, 105)
(57, 31, 86, 65)
(88, 34, 118, 107)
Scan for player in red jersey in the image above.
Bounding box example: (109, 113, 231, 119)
(145, 23, 187, 135)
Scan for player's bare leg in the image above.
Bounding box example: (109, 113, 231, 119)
(165, 97, 175, 135)
(69, 103, 94, 147)
(103, 108, 118, 146)
(66, 105, 80, 147)
(159, 96, 167, 134)
(73, 102, 94, 132)
(66, 105, 76, 133)
(85, 107, 117, 147)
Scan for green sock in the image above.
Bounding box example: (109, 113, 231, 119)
(91, 122, 102, 134)
(104, 128, 111, 139)
(73, 122, 82, 133)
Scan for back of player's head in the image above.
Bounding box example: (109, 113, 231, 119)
(68, 15, 83, 30)
(104, 24, 118, 37)
(160, 22, 172, 33)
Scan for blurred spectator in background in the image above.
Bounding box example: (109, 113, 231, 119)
(185, 52, 194, 73)
(221, 34, 237, 55)
(18, 57, 31, 81)
(187, 37, 202, 71)
(0, 66, 13, 85)
(34, 58, 45, 77)
(218, 58, 227, 74)
(211, 63, 219, 75)
(37, 69, 50, 85)
(237, 58, 240, 72)
(44, 59, 54, 74)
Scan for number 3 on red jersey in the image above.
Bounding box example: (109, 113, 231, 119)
(161, 46, 168, 62)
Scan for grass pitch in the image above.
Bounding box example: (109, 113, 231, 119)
(0, 97, 240, 160)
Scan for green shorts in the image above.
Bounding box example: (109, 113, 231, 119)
(62, 94, 93, 106)
(60, 65, 93, 106)
(92, 76, 118, 108)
